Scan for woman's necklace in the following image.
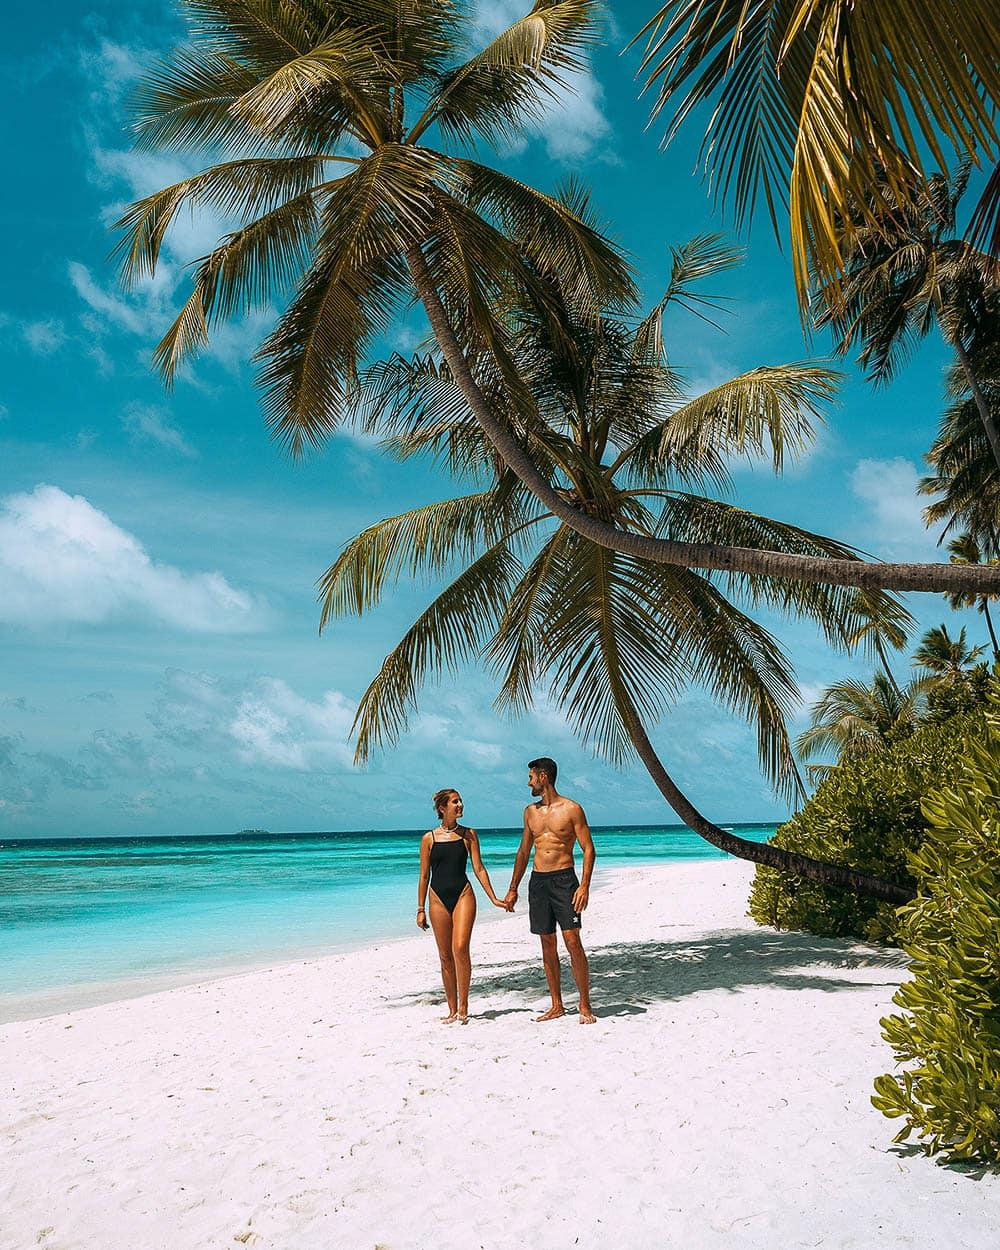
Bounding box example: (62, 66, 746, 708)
(439, 822, 460, 836)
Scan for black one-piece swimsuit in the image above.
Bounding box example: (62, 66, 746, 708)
(430, 835, 471, 913)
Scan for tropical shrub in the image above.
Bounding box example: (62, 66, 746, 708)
(925, 661, 992, 723)
(872, 707, 1000, 1164)
(748, 710, 984, 943)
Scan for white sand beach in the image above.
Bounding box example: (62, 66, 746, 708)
(3, 859, 995, 1250)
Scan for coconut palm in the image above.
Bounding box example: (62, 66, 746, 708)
(631, 0, 1000, 304)
(945, 534, 1000, 660)
(921, 353, 1000, 542)
(817, 167, 1000, 469)
(796, 672, 930, 780)
(913, 625, 986, 680)
(322, 259, 913, 902)
(117, 0, 1000, 597)
(842, 592, 911, 697)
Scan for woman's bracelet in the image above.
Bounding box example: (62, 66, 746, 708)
(416, 905, 425, 912)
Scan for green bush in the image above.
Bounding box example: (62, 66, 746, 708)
(748, 710, 984, 943)
(925, 661, 992, 723)
(872, 707, 1000, 1164)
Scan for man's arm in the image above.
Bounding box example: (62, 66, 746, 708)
(572, 804, 595, 913)
(505, 812, 534, 906)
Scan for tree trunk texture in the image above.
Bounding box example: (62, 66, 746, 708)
(407, 247, 1000, 596)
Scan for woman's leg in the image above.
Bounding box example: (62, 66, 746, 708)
(428, 891, 458, 1020)
(450, 885, 476, 1019)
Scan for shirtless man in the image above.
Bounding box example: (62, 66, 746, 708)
(503, 757, 596, 1024)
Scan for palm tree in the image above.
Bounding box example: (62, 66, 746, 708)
(817, 167, 1000, 470)
(913, 625, 986, 680)
(945, 534, 1000, 660)
(117, 0, 1000, 597)
(842, 593, 911, 698)
(322, 259, 914, 902)
(796, 672, 929, 780)
(921, 353, 1000, 542)
(631, 1, 1000, 305)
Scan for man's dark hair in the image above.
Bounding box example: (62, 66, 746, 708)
(528, 756, 558, 784)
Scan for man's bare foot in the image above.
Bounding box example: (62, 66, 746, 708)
(440, 1011, 459, 1024)
(458, 1013, 469, 1025)
(533, 1005, 566, 1022)
(579, 1006, 596, 1024)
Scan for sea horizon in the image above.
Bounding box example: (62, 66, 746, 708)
(0, 818, 781, 847)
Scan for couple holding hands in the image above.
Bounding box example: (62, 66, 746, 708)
(416, 757, 597, 1025)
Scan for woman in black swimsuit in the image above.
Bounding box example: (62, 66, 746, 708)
(416, 788, 510, 1023)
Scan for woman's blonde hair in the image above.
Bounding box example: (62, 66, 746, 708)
(432, 788, 460, 817)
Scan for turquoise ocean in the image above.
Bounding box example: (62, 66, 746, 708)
(0, 823, 776, 1022)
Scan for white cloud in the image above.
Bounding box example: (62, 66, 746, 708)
(0, 485, 266, 633)
(412, 710, 506, 769)
(122, 403, 197, 457)
(22, 320, 67, 355)
(149, 668, 356, 772)
(849, 457, 939, 559)
(230, 679, 356, 770)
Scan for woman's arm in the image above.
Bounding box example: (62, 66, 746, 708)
(467, 830, 509, 909)
(416, 832, 432, 929)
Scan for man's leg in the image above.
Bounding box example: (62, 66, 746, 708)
(562, 929, 595, 1024)
(534, 932, 565, 1021)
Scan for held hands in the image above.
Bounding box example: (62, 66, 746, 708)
(572, 884, 589, 913)
(492, 894, 515, 912)
(502, 888, 518, 912)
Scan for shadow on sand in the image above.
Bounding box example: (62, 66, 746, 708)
(391, 926, 909, 1018)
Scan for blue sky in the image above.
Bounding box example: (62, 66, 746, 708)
(0, 0, 982, 838)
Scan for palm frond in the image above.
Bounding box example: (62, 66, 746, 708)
(153, 189, 319, 384)
(409, 0, 600, 146)
(633, 234, 744, 358)
(228, 25, 392, 146)
(453, 159, 637, 309)
(130, 48, 266, 153)
(620, 363, 836, 481)
(633, 0, 808, 235)
(318, 486, 545, 624)
(255, 144, 444, 453)
(113, 154, 334, 287)
(487, 526, 572, 714)
(351, 540, 524, 763)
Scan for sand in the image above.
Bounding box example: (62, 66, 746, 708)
(2, 859, 996, 1250)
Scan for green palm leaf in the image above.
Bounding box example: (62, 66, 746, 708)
(409, 0, 600, 146)
(318, 486, 545, 623)
(351, 540, 524, 763)
(153, 189, 320, 384)
(113, 154, 334, 287)
(619, 363, 836, 482)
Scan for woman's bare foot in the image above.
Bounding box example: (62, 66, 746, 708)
(458, 1013, 469, 1025)
(533, 1005, 566, 1022)
(440, 1011, 459, 1024)
(579, 1006, 596, 1024)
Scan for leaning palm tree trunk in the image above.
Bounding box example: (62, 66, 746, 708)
(407, 246, 1000, 595)
(615, 695, 914, 905)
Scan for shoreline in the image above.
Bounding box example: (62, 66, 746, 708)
(1, 860, 645, 1026)
(4, 857, 994, 1250)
